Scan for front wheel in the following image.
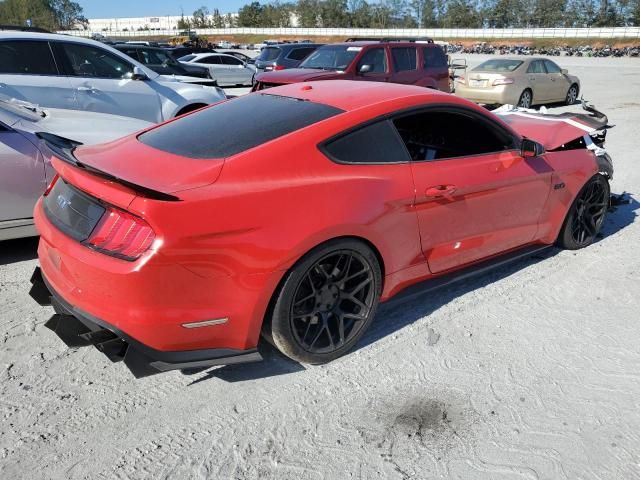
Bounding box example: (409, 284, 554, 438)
(566, 84, 579, 105)
(267, 239, 382, 364)
(557, 174, 610, 249)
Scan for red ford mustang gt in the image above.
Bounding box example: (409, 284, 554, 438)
(29, 81, 613, 377)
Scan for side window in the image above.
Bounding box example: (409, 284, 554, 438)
(323, 120, 410, 164)
(286, 47, 315, 61)
(393, 110, 514, 161)
(221, 56, 243, 65)
(527, 61, 546, 74)
(201, 56, 222, 65)
(122, 49, 141, 62)
(423, 47, 447, 69)
(0, 41, 58, 75)
(58, 43, 133, 78)
(356, 48, 387, 73)
(391, 48, 417, 72)
(544, 60, 561, 73)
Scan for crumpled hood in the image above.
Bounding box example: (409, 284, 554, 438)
(257, 68, 343, 83)
(495, 103, 610, 150)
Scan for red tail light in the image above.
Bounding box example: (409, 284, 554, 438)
(273, 64, 285, 71)
(87, 206, 155, 261)
(43, 174, 59, 197)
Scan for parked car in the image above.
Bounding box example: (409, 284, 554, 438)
(455, 57, 581, 108)
(113, 44, 218, 86)
(253, 40, 450, 91)
(253, 43, 323, 76)
(0, 95, 151, 241)
(179, 53, 255, 86)
(29, 81, 613, 377)
(166, 46, 214, 59)
(218, 50, 255, 64)
(0, 31, 226, 123)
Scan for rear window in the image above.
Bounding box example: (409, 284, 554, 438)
(474, 59, 523, 72)
(139, 94, 344, 159)
(257, 47, 281, 61)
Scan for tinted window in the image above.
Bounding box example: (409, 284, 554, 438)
(286, 47, 315, 61)
(356, 48, 387, 73)
(544, 60, 561, 73)
(139, 94, 344, 159)
(323, 121, 410, 164)
(474, 59, 523, 72)
(200, 55, 222, 65)
(393, 110, 514, 161)
(527, 60, 546, 74)
(140, 49, 177, 66)
(221, 56, 243, 65)
(58, 43, 133, 78)
(0, 41, 58, 75)
(257, 47, 281, 61)
(423, 46, 447, 68)
(391, 48, 417, 72)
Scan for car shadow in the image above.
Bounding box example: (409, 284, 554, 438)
(190, 191, 637, 384)
(0, 237, 39, 266)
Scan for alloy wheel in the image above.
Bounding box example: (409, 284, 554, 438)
(290, 250, 376, 354)
(518, 90, 532, 108)
(567, 85, 578, 104)
(570, 180, 608, 246)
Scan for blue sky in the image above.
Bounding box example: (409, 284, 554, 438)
(78, 1, 247, 18)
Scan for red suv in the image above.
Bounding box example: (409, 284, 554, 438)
(253, 39, 450, 92)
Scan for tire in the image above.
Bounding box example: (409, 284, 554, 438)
(517, 89, 533, 108)
(557, 174, 610, 250)
(267, 239, 382, 364)
(565, 84, 579, 105)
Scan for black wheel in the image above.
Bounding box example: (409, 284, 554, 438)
(565, 84, 579, 105)
(557, 175, 610, 249)
(517, 89, 533, 108)
(267, 239, 382, 364)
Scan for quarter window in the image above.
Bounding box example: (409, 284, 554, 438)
(0, 41, 58, 75)
(391, 48, 417, 72)
(423, 46, 447, 68)
(323, 121, 410, 164)
(58, 43, 133, 78)
(393, 110, 515, 161)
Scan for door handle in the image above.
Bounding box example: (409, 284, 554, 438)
(425, 185, 457, 198)
(76, 86, 98, 93)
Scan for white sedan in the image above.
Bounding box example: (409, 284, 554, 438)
(179, 53, 255, 86)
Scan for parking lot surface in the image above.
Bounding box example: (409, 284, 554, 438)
(1, 55, 639, 479)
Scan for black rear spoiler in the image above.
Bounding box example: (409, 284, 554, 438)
(36, 132, 180, 202)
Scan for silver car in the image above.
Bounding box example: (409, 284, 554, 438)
(179, 53, 256, 86)
(0, 31, 226, 122)
(0, 96, 151, 241)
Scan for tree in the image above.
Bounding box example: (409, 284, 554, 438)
(50, 0, 87, 29)
(530, 0, 566, 27)
(192, 6, 211, 28)
(442, 0, 482, 27)
(296, 0, 320, 26)
(0, 0, 86, 30)
(212, 8, 225, 28)
(237, 1, 264, 26)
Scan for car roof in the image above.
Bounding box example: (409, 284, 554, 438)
(321, 41, 436, 48)
(191, 52, 238, 60)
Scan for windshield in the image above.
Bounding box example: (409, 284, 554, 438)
(473, 59, 523, 72)
(257, 47, 281, 62)
(299, 45, 361, 70)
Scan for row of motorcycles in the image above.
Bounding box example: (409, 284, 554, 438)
(446, 43, 640, 57)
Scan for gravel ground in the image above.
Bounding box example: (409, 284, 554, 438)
(1, 55, 639, 480)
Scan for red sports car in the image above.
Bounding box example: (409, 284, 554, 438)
(29, 81, 613, 377)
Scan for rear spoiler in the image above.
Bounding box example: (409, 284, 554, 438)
(36, 132, 180, 202)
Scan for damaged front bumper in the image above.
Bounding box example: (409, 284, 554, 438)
(29, 267, 262, 378)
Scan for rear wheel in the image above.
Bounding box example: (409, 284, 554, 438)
(267, 239, 382, 364)
(565, 84, 579, 105)
(557, 174, 609, 249)
(517, 89, 532, 108)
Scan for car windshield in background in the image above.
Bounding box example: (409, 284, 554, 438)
(141, 49, 178, 66)
(473, 59, 524, 72)
(299, 46, 361, 70)
(257, 47, 281, 61)
(139, 94, 344, 159)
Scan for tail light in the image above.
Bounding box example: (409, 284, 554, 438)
(43, 174, 59, 197)
(86, 206, 155, 261)
(493, 78, 514, 85)
(273, 64, 285, 71)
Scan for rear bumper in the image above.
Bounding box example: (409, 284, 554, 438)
(29, 267, 262, 378)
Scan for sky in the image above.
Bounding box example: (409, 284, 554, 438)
(78, 1, 247, 18)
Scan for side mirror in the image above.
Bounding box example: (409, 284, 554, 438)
(521, 138, 544, 158)
(132, 66, 148, 81)
(561, 68, 568, 75)
(358, 64, 372, 74)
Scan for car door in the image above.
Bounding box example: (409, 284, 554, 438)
(197, 55, 227, 83)
(52, 41, 163, 123)
(0, 39, 78, 110)
(390, 47, 421, 85)
(0, 125, 45, 225)
(543, 59, 570, 102)
(422, 46, 450, 91)
(394, 107, 552, 273)
(220, 55, 253, 84)
(526, 60, 552, 103)
(354, 47, 390, 82)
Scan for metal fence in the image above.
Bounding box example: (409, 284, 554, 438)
(58, 26, 640, 39)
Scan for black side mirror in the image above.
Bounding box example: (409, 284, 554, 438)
(521, 138, 544, 158)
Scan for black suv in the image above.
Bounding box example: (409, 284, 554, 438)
(254, 43, 323, 75)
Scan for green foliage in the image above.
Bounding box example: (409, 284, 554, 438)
(0, 0, 86, 30)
